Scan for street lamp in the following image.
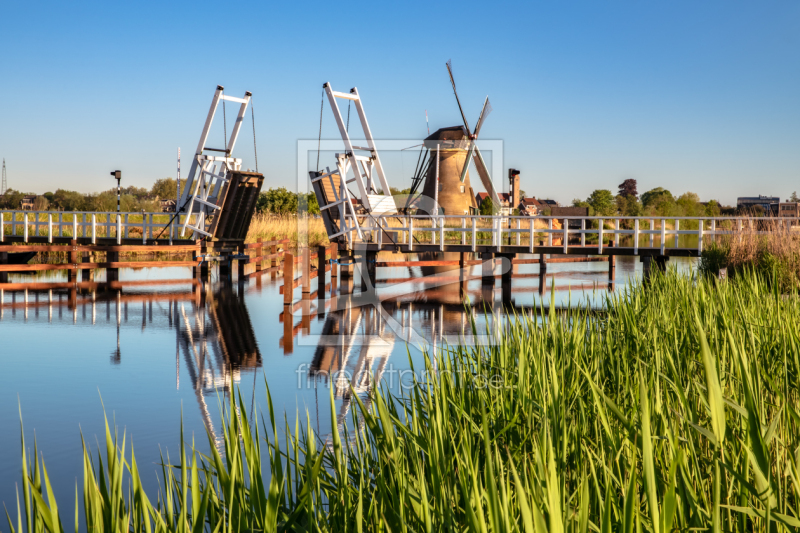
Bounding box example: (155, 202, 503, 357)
(110, 170, 121, 212)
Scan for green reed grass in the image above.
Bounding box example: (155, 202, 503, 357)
(8, 269, 800, 531)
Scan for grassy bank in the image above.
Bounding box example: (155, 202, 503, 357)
(700, 224, 800, 291)
(11, 270, 800, 531)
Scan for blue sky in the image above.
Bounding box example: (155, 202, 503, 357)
(0, 0, 798, 206)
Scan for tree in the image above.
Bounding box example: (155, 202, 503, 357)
(151, 178, 181, 200)
(616, 194, 643, 217)
(676, 192, 703, 217)
(641, 187, 674, 208)
(52, 189, 91, 211)
(618, 179, 638, 198)
(479, 196, 498, 216)
(791, 191, 799, 202)
(704, 200, 722, 217)
(257, 188, 298, 215)
(586, 189, 617, 216)
(33, 196, 49, 211)
(0, 189, 24, 210)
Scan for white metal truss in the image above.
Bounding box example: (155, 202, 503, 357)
(321, 83, 398, 244)
(178, 85, 251, 238)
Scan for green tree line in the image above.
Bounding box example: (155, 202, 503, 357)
(573, 179, 731, 217)
(0, 178, 183, 212)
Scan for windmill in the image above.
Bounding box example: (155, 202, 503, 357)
(407, 60, 501, 216)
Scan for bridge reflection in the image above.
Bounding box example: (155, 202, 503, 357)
(0, 279, 261, 451)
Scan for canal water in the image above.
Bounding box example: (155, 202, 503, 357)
(0, 254, 696, 513)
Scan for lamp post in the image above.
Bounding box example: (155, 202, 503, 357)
(110, 170, 121, 213)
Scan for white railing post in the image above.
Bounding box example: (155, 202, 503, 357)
(472, 217, 477, 252)
(409, 217, 414, 251)
(698, 220, 703, 254)
(118, 216, 122, 245)
(92, 214, 96, 244)
(11, 211, 16, 237)
(580, 218, 586, 247)
(562, 218, 568, 254)
(439, 218, 444, 251)
(516, 218, 521, 246)
(674, 219, 680, 248)
(497, 217, 503, 251)
(149, 214, 154, 240)
(142, 215, 146, 244)
(598, 219, 604, 253)
(529, 218, 534, 253)
(614, 219, 620, 247)
(710, 219, 716, 244)
(660, 221, 666, 255)
(125, 214, 129, 238)
(48, 214, 53, 243)
(462, 218, 466, 246)
(24, 213, 28, 243)
(547, 218, 553, 247)
(634, 219, 639, 255)
(72, 216, 77, 240)
(649, 219, 655, 248)
(0, 213, 4, 242)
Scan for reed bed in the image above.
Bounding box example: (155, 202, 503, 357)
(700, 222, 800, 290)
(10, 270, 800, 531)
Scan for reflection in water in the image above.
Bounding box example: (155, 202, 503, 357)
(0, 255, 698, 511)
(0, 281, 261, 452)
(309, 304, 394, 435)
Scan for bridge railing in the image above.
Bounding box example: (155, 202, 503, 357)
(0, 210, 205, 243)
(351, 214, 800, 254)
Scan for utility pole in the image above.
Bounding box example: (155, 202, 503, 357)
(1, 159, 6, 195)
(110, 170, 122, 212)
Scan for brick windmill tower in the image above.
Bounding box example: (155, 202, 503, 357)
(411, 61, 501, 216)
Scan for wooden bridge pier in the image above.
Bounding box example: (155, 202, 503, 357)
(0, 252, 7, 283)
(500, 253, 515, 302)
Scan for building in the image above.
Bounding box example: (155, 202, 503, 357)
(20, 195, 36, 210)
(518, 197, 543, 216)
(779, 202, 800, 221)
(160, 199, 177, 212)
(737, 195, 779, 215)
(551, 206, 590, 229)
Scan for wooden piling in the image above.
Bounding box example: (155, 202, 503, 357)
(255, 238, 263, 273)
(237, 243, 246, 280)
(301, 247, 311, 294)
(481, 252, 494, 286)
(81, 252, 93, 282)
(538, 252, 548, 295)
(0, 251, 7, 283)
(607, 242, 615, 290)
(500, 254, 514, 302)
(329, 244, 338, 279)
(69, 240, 78, 282)
(284, 252, 294, 305)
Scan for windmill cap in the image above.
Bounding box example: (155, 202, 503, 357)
(424, 125, 469, 143)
